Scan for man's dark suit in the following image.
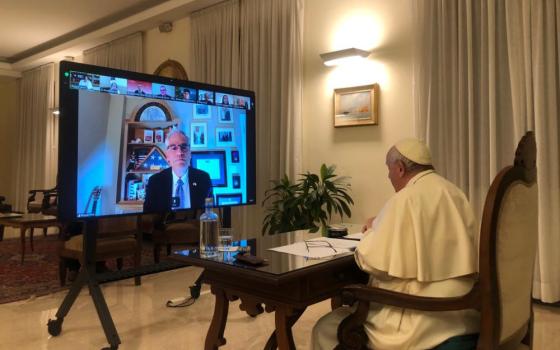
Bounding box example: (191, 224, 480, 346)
(143, 166, 213, 213)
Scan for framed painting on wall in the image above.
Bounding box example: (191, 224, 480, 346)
(333, 83, 379, 127)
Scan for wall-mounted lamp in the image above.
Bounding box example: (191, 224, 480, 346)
(320, 48, 371, 66)
(49, 107, 60, 115)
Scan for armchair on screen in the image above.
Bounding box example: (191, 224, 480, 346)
(336, 132, 538, 350)
(142, 210, 200, 263)
(58, 215, 143, 286)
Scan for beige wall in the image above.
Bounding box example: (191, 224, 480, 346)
(302, 0, 414, 225)
(0, 80, 18, 203)
(143, 17, 191, 76)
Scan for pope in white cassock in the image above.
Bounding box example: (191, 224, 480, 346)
(312, 138, 480, 350)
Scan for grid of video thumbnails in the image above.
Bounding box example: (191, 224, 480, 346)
(68, 71, 251, 109)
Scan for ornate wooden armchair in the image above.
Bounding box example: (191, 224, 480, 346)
(336, 131, 538, 350)
(27, 182, 58, 236)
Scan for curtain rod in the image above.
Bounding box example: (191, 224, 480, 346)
(191, 0, 239, 18)
(22, 62, 55, 74)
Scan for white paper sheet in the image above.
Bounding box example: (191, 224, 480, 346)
(268, 237, 359, 258)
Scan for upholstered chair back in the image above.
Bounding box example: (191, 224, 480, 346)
(478, 131, 538, 350)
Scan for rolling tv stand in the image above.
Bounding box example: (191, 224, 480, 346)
(46, 219, 187, 349)
(47, 219, 121, 349)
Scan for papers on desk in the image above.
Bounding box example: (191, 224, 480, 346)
(269, 237, 359, 259)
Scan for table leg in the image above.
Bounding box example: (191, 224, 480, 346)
(205, 286, 230, 350)
(0, 225, 4, 242)
(269, 306, 306, 350)
(20, 228, 27, 265)
(30, 226, 34, 252)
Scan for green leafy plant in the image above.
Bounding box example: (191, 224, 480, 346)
(262, 164, 354, 235)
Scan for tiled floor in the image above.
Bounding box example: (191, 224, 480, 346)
(0, 264, 559, 349)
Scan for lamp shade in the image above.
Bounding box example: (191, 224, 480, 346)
(320, 48, 371, 66)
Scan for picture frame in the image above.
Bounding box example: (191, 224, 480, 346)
(218, 107, 234, 124)
(190, 122, 208, 148)
(193, 103, 212, 119)
(215, 127, 235, 148)
(333, 83, 379, 128)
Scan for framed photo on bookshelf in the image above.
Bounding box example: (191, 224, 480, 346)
(190, 123, 207, 148)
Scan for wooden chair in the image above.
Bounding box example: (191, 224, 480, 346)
(336, 131, 538, 350)
(142, 211, 200, 263)
(27, 184, 58, 237)
(58, 215, 143, 286)
(0, 196, 12, 213)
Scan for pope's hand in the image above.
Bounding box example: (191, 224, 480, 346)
(362, 216, 377, 233)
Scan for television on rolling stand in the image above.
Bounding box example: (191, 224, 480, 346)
(58, 61, 257, 223)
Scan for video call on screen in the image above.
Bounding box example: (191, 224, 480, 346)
(69, 70, 252, 218)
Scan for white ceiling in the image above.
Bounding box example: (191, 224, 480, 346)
(0, 0, 222, 78)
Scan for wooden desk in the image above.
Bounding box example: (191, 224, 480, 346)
(170, 225, 366, 350)
(0, 213, 59, 264)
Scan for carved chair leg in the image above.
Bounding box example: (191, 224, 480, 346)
(43, 228, 48, 236)
(336, 301, 370, 350)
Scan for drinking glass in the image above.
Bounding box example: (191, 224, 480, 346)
(218, 228, 234, 252)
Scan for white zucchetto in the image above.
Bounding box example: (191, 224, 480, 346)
(394, 138, 432, 165)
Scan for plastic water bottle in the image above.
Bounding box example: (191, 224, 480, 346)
(199, 198, 219, 258)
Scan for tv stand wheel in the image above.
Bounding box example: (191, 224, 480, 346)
(47, 317, 64, 336)
(100, 346, 119, 350)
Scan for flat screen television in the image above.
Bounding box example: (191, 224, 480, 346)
(58, 61, 256, 221)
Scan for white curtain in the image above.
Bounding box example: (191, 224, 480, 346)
(190, 0, 304, 239)
(83, 32, 143, 72)
(411, 0, 560, 303)
(13, 64, 56, 212)
(190, 0, 240, 86)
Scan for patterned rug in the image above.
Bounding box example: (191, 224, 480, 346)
(0, 234, 171, 304)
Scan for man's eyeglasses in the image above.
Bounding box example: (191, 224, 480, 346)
(168, 143, 190, 151)
(304, 240, 338, 253)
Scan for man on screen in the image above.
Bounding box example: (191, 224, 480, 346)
(134, 84, 146, 95)
(156, 86, 172, 98)
(143, 129, 213, 213)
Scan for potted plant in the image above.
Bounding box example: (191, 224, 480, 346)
(262, 164, 354, 235)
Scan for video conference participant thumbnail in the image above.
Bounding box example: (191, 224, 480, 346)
(153, 83, 175, 99)
(198, 90, 214, 104)
(70, 72, 100, 91)
(216, 93, 233, 107)
(143, 129, 213, 213)
(176, 87, 196, 102)
(127, 80, 152, 96)
(99, 76, 127, 94)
